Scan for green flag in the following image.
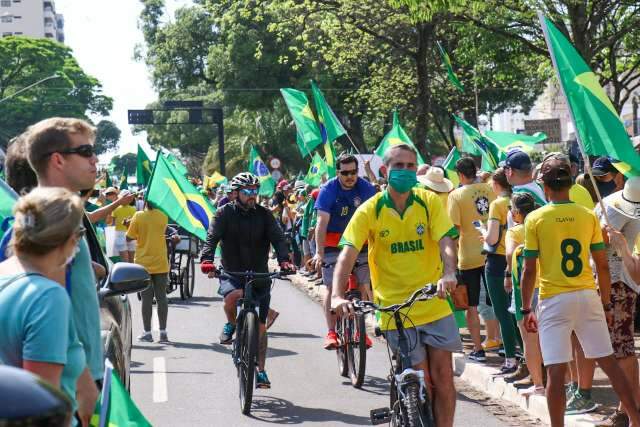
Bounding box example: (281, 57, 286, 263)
(540, 14, 640, 177)
(304, 152, 328, 188)
(461, 132, 482, 156)
(324, 140, 337, 178)
(91, 366, 151, 427)
(375, 111, 425, 165)
(0, 178, 17, 231)
(248, 146, 276, 197)
(165, 152, 189, 176)
(281, 88, 323, 157)
(105, 171, 112, 188)
(119, 174, 128, 191)
(453, 115, 505, 171)
(436, 41, 464, 92)
(311, 81, 347, 143)
(136, 145, 153, 187)
(484, 130, 547, 154)
(442, 146, 461, 188)
(146, 153, 215, 241)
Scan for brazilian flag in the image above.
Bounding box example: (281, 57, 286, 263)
(304, 152, 328, 188)
(136, 145, 154, 187)
(146, 153, 215, 241)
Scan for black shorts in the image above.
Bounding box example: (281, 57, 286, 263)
(457, 267, 485, 307)
(218, 277, 271, 324)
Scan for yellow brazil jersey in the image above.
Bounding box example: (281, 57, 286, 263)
(488, 195, 509, 255)
(523, 201, 605, 299)
(126, 209, 170, 274)
(506, 224, 539, 289)
(569, 184, 595, 210)
(111, 205, 137, 232)
(340, 188, 457, 330)
(447, 182, 496, 269)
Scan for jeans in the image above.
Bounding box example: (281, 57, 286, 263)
(141, 273, 169, 332)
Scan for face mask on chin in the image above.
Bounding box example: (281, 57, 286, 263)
(387, 169, 417, 193)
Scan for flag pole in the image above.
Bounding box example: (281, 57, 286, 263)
(344, 134, 361, 155)
(538, 12, 610, 226)
(98, 359, 114, 427)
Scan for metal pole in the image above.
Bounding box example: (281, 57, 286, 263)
(217, 112, 225, 175)
(0, 74, 61, 104)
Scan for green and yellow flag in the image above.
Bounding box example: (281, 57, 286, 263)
(165, 152, 189, 176)
(203, 171, 227, 190)
(453, 116, 505, 172)
(281, 88, 323, 158)
(375, 111, 425, 165)
(304, 152, 328, 188)
(136, 145, 154, 187)
(249, 146, 276, 197)
(311, 81, 347, 143)
(146, 153, 215, 241)
(119, 174, 128, 191)
(324, 140, 337, 178)
(436, 41, 464, 92)
(0, 178, 17, 232)
(442, 146, 461, 188)
(484, 130, 546, 154)
(540, 14, 640, 177)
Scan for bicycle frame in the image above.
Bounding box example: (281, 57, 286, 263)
(391, 310, 427, 406)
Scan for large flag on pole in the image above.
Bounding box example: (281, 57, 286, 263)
(539, 14, 640, 177)
(484, 130, 547, 154)
(203, 172, 227, 190)
(311, 80, 347, 143)
(280, 88, 323, 157)
(324, 140, 337, 178)
(136, 145, 154, 187)
(453, 115, 505, 171)
(248, 146, 276, 197)
(165, 152, 189, 177)
(375, 111, 425, 165)
(145, 153, 215, 241)
(442, 146, 461, 188)
(436, 41, 464, 92)
(304, 152, 328, 188)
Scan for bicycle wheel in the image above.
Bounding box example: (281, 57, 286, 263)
(402, 381, 433, 427)
(239, 311, 258, 415)
(336, 317, 349, 377)
(179, 265, 187, 300)
(187, 255, 195, 297)
(347, 313, 367, 388)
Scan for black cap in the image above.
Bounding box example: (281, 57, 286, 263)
(539, 158, 572, 185)
(591, 156, 616, 177)
(501, 150, 532, 171)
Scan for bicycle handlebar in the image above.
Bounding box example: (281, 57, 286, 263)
(215, 268, 295, 282)
(351, 285, 437, 314)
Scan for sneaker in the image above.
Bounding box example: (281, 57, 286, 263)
(601, 410, 629, 427)
(505, 363, 529, 383)
(355, 331, 373, 349)
(468, 350, 486, 362)
(219, 323, 235, 345)
(513, 377, 534, 389)
(159, 331, 169, 343)
(256, 371, 271, 389)
(565, 383, 577, 401)
(498, 362, 518, 375)
(137, 332, 153, 342)
(519, 385, 545, 397)
(482, 338, 503, 351)
(324, 330, 339, 350)
(565, 391, 598, 415)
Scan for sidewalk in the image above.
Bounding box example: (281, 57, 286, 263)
(286, 268, 625, 427)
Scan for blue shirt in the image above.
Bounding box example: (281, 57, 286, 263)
(71, 238, 103, 380)
(0, 273, 86, 414)
(315, 177, 377, 247)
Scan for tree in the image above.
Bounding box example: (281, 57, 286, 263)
(0, 36, 113, 147)
(94, 120, 121, 155)
(109, 153, 137, 176)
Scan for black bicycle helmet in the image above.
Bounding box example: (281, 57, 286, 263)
(230, 172, 260, 189)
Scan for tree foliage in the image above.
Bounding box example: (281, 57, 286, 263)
(94, 120, 121, 155)
(109, 152, 137, 176)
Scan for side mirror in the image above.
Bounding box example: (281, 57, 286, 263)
(99, 262, 150, 299)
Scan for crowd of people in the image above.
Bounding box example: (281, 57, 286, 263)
(3, 115, 640, 427)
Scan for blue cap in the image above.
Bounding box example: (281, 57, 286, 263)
(591, 156, 615, 177)
(500, 149, 532, 171)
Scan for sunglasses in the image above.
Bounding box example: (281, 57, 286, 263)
(240, 188, 259, 196)
(339, 169, 358, 177)
(75, 226, 86, 238)
(46, 144, 96, 159)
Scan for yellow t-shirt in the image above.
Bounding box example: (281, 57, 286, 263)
(506, 224, 539, 289)
(523, 201, 605, 299)
(488, 195, 509, 255)
(111, 205, 137, 232)
(340, 188, 457, 330)
(448, 182, 496, 269)
(569, 184, 595, 210)
(126, 209, 170, 274)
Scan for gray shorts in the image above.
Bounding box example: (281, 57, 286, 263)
(302, 239, 311, 256)
(321, 250, 370, 287)
(384, 315, 463, 366)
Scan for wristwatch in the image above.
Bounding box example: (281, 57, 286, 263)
(504, 271, 511, 278)
(520, 308, 532, 315)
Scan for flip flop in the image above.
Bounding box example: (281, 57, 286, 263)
(266, 310, 280, 330)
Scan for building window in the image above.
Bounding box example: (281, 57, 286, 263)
(44, 32, 54, 38)
(12, 14, 20, 19)
(44, 17, 53, 24)
(12, 0, 20, 2)
(13, 31, 21, 34)
(0, 15, 12, 23)
(1, 0, 11, 7)
(2, 32, 12, 37)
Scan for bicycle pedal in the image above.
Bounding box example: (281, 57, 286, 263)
(370, 407, 391, 425)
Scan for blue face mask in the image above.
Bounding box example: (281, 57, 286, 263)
(388, 169, 417, 193)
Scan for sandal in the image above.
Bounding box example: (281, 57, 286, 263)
(266, 310, 280, 330)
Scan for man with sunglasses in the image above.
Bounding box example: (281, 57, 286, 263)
(313, 153, 377, 349)
(200, 172, 294, 389)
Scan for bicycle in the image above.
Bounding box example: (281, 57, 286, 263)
(351, 285, 438, 427)
(215, 268, 293, 415)
(166, 225, 199, 300)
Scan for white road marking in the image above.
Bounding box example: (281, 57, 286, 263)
(153, 357, 168, 403)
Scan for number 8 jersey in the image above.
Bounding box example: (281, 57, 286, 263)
(523, 201, 606, 300)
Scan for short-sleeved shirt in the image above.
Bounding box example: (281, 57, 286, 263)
(523, 201, 605, 299)
(315, 177, 377, 247)
(513, 182, 546, 207)
(0, 274, 86, 411)
(570, 184, 595, 210)
(447, 182, 496, 269)
(507, 224, 539, 289)
(340, 188, 457, 330)
(127, 209, 169, 274)
(488, 195, 510, 255)
(111, 205, 137, 232)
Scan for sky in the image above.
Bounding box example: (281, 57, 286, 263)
(55, 0, 192, 163)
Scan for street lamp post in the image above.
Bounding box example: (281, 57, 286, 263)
(0, 74, 62, 104)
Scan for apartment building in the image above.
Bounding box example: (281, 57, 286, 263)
(0, 0, 64, 43)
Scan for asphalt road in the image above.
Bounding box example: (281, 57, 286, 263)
(129, 269, 513, 426)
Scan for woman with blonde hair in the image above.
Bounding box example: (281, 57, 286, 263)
(0, 187, 89, 426)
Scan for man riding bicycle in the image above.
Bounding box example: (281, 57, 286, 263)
(332, 144, 462, 427)
(200, 172, 294, 389)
